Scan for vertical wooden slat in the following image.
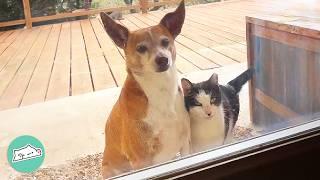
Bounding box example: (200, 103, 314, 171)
(92, 18, 127, 86)
(313, 54, 320, 115)
(22, 0, 32, 28)
(81, 20, 116, 90)
(46, 23, 71, 100)
(21, 24, 61, 106)
(246, 22, 254, 124)
(70, 21, 93, 95)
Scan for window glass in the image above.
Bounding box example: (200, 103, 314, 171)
(0, 0, 319, 179)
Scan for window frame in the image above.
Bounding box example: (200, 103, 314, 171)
(110, 118, 320, 179)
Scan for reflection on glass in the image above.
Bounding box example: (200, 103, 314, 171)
(103, 3, 319, 180)
(1, 0, 319, 179)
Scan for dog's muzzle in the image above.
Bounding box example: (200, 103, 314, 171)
(155, 56, 170, 72)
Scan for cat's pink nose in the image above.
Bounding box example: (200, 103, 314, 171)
(207, 113, 212, 116)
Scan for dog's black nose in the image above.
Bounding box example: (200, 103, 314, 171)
(155, 56, 169, 72)
(156, 56, 168, 66)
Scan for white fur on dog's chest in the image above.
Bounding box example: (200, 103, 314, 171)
(134, 67, 190, 163)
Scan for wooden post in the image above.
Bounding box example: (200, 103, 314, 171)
(139, 0, 149, 13)
(22, 0, 32, 28)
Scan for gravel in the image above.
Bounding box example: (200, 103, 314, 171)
(13, 126, 253, 180)
(14, 154, 104, 180)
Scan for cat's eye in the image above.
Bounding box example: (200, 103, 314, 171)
(194, 101, 202, 106)
(210, 98, 216, 104)
(136, 44, 148, 53)
(161, 38, 170, 48)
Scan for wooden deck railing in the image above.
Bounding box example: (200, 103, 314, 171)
(0, 0, 181, 29)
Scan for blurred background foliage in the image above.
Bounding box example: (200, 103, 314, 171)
(0, 0, 220, 22)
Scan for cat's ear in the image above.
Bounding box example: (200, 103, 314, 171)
(181, 78, 193, 95)
(208, 73, 218, 85)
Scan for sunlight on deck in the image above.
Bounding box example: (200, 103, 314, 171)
(0, 0, 293, 110)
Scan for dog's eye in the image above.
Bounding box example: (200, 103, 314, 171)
(161, 38, 169, 48)
(136, 45, 148, 53)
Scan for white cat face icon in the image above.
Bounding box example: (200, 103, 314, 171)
(12, 144, 42, 163)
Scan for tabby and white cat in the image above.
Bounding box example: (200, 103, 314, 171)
(181, 68, 253, 153)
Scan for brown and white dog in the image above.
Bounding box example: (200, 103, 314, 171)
(100, 1, 191, 178)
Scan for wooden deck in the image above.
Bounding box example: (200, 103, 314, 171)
(0, 0, 297, 110)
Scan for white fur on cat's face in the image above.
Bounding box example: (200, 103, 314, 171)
(189, 90, 223, 120)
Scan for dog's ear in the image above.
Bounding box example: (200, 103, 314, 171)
(181, 78, 192, 96)
(160, 0, 185, 39)
(100, 12, 129, 49)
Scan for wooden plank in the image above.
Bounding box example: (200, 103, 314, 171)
(151, 9, 244, 41)
(80, 19, 117, 90)
(175, 42, 219, 69)
(0, 26, 51, 110)
(149, 11, 246, 62)
(246, 15, 320, 39)
(0, 30, 30, 72)
(70, 21, 93, 95)
(312, 54, 320, 114)
(152, 10, 246, 57)
(22, 0, 32, 28)
(21, 24, 61, 106)
(132, 13, 238, 65)
(255, 88, 299, 120)
(1, 30, 20, 43)
(46, 23, 71, 100)
(194, 5, 246, 25)
(185, 9, 245, 38)
(119, 18, 139, 31)
(0, 19, 26, 28)
(246, 22, 254, 123)
(293, 48, 312, 114)
(156, 11, 246, 45)
(91, 18, 127, 86)
(0, 30, 21, 56)
(0, 28, 41, 102)
(251, 24, 320, 53)
(190, 7, 246, 33)
(270, 40, 290, 114)
(181, 16, 245, 43)
(0, 31, 13, 43)
(175, 54, 200, 74)
(176, 35, 242, 64)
